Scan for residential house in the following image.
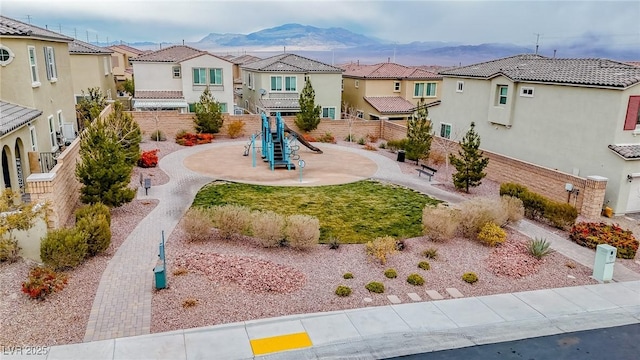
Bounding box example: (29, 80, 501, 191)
(224, 54, 261, 110)
(340, 62, 442, 120)
(241, 53, 343, 118)
(130, 45, 234, 113)
(69, 39, 117, 103)
(107, 44, 143, 86)
(0, 15, 76, 193)
(429, 54, 640, 215)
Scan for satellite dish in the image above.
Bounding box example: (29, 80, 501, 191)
(259, 88, 267, 96)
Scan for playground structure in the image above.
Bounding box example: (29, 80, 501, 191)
(245, 113, 322, 170)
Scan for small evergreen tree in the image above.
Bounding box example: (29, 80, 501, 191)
(104, 101, 141, 166)
(194, 86, 223, 133)
(295, 78, 321, 132)
(75, 87, 107, 131)
(122, 78, 135, 96)
(406, 97, 433, 164)
(449, 122, 489, 193)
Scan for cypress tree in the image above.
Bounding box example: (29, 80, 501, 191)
(295, 78, 322, 132)
(194, 86, 224, 133)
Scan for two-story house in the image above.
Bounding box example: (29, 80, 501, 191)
(224, 54, 261, 110)
(340, 62, 442, 120)
(241, 53, 343, 118)
(130, 45, 234, 113)
(0, 15, 76, 193)
(430, 54, 640, 215)
(107, 44, 144, 87)
(69, 39, 117, 103)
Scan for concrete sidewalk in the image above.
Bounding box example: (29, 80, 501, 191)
(35, 280, 640, 360)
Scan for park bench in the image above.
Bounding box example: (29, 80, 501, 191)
(416, 164, 437, 181)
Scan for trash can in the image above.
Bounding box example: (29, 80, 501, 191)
(154, 265, 167, 289)
(397, 150, 406, 162)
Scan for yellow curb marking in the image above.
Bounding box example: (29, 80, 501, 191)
(250, 332, 312, 355)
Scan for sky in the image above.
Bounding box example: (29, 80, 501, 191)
(1, 0, 639, 49)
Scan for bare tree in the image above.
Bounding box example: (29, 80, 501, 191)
(341, 101, 358, 142)
(431, 127, 463, 171)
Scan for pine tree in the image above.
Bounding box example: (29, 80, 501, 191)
(194, 86, 224, 133)
(406, 97, 433, 164)
(104, 101, 141, 166)
(449, 122, 489, 193)
(295, 78, 321, 132)
(75, 87, 107, 131)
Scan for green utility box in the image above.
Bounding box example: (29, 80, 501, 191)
(593, 244, 616, 282)
(154, 265, 166, 289)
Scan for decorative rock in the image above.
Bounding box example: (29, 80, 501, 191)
(363, 297, 373, 303)
(425, 290, 444, 300)
(567, 275, 576, 279)
(445, 288, 464, 298)
(387, 295, 401, 304)
(407, 293, 422, 301)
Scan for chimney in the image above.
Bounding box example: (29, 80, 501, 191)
(387, 57, 390, 63)
(553, 49, 557, 58)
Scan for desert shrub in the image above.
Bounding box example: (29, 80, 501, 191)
(422, 205, 459, 241)
(501, 195, 524, 225)
(365, 236, 398, 265)
(227, 121, 246, 139)
(0, 238, 20, 263)
(406, 273, 425, 286)
(182, 298, 198, 308)
(422, 247, 438, 259)
(357, 137, 366, 145)
(183, 208, 212, 242)
(500, 183, 577, 229)
(366, 133, 379, 143)
(395, 239, 407, 251)
(565, 261, 576, 269)
(365, 281, 385, 293)
(457, 198, 507, 239)
(75, 212, 111, 256)
(335, 285, 352, 297)
(462, 272, 478, 284)
(569, 222, 639, 259)
(75, 202, 111, 226)
(328, 237, 340, 250)
(363, 144, 377, 151)
(384, 268, 398, 279)
(211, 204, 252, 240)
(150, 129, 166, 141)
(527, 237, 554, 259)
(21, 266, 68, 300)
(418, 261, 431, 270)
(138, 149, 159, 168)
(317, 132, 336, 143)
(378, 142, 387, 149)
(386, 139, 408, 152)
(285, 215, 320, 250)
(175, 132, 213, 146)
(477, 222, 507, 247)
(428, 150, 446, 166)
(251, 210, 285, 248)
(344, 134, 355, 142)
(343, 272, 353, 279)
(302, 133, 317, 142)
(499, 182, 528, 198)
(40, 228, 88, 270)
(173, 267, 188, 276)
(545, 202, 579, 229)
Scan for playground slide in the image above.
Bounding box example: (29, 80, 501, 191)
(283, 124, 323, 154)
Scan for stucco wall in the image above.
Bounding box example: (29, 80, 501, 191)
(70, 53, 117, 100)
(132, 62, 182, 91)
(180, 54, 235, 106)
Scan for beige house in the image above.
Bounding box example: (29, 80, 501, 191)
(223, 54, 261, 110)
(430, 54, 640, 215)
(107, 44, 143, 85)
(241, 53, 343, 118)
(0, 15, 76, 194)
(340, 62, 442, 120)
(69, 39, 117, 103)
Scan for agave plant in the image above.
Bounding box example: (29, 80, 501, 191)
(527, 237, 554, 259)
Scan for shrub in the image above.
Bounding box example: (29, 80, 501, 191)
(40, 228, 88, 270)
(386, 139, 408, 152)
(418, 261, 431, 270)
(328, 237, 340, 250)
(422, 205, 459, 241)
(173, 267, 188, 276)
(344, 134, 355, 142)
(335, 285, 352, 297)
(211, 205, 251, 240)
(428, 150, 446, 166)
(477, 222, 507, 247)
(462, 272, 478, 284)
(501, 196, 524, 225)
(182, 298, 198, 308)
(365, 236, 398, 265)
(318, 132, 336, 143)
(75, 212, 111, 256)
(0, 238, 20, 263)
(251, 211, 285, 248)
(527, 237, 554, 259)
(75, 203, 111, 226)
(138, 149, 159, 168)
(227, 121, 246, 139)
(395, 239, 407, 251)
(378, 142, 387, 149)
(150, 130, 166, 141)
(343, 272, 354, 279)
(499, 182, 528, 198)
(569, 222, 639, 259)
(499, 183, 578, 229)
(285, 215, 320, 250)
(21, 266, 68, 300)
(545, 202, 579, 229)
(302, 133, 317, 143)
(366, 133, 379, 143)
(384, 268, 397, 279)
(357, 137, 366, 145)
(457, 198, 507, 239)
(565, 261, 577, 269)
(422, 247, 438, 259)
(175, 132, 214, 146)
(365, 281, 384, 293)
(406, 273, 425, 286)
(363, 144, 377, 151)
(183, 208, 213, 242)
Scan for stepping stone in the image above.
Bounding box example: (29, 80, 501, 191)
(445, 288, 464, 298)
(426, 290, 444, 300)
(407, 293, 422, 301)
(567, 275, 576, 279)
(363, 297, 373, 303)
(387, 295, 402, 304)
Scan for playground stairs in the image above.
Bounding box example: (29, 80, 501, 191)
(271, 132, 295, 169)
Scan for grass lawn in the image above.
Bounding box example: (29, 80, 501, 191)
(191, 180, 440, 243)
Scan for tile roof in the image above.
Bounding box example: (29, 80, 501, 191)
(341, 62, 441, 80)
(439, 54, 640, 88)
(627, 62, 640, 68)
(130, 45, 205, 63)
(259, 98, 300, 110)
(69, 39, 113, 54)
(229, 54, 261, 65)
(608, 144, 640, 160)
(242, 53, 342, 73)
(135, 91, 184, 99)
(0, 101, 42, 136)
(364, 96, 417, 114)
(108, 44, 145, 55)
(0, 15, 73, 42)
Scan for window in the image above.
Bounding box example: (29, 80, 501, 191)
(247, 72, 254, 89)
(341, 79, 344, 91)
(44, 46, 57, 81)
(356, 110, 364, 119)
(439, 123, 452, 139)
(456, 81, 464, 93)
(219, 103, 228, 113)
(355, 80, 359, 88)
(497, 85, 508, 105)
(394, 81, 401, 92)
(270, 76, 282, 91)
(48, 115, 56, 150)
(193, 68, 206, 84)
(624, 96, 640, 130)
(520, 87, 534, 97)
(0, 45, 14, 66)
(284, 76, 296, 91)
(322, 107, 336, 119)
(414, 83, 424, 97)
(29, 126, 37, 151)
(414, 82, 437, 97)
(28, 46, 39, 85)
(56, 111, 64, 136)
(209, 68, 222, 85)
(173, 66, 181, 78)
(103, 56, 109, 76)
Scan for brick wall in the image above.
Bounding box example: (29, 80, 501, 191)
(381, 120, 408, 142)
